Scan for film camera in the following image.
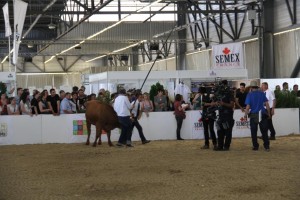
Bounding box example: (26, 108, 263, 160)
(210, 78, 232, 102)
(202, 78, 233, 121)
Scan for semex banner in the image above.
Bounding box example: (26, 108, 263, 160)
(13, 0, 28, 65)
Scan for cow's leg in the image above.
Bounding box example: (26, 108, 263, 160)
(107, 130, 113, 146)
(97, 130, 102, 145)
(86, 121, 91, 145)
(93, 124, 102, 147)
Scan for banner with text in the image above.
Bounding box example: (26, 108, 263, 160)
(13, 0, 28, 65)
(2, 3, 12, 37)
(212, 42, 244, 69)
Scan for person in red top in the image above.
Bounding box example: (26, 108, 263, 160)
(174, 94, 189, 140)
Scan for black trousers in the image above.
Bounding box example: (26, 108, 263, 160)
(251, 113, 270, 149)
(129, 118, 147, 142)
(202, 118, 217, 146)
(267, 108, 276, 137)
(175, 116, 184, 139)
(216, 118, 234, 149)
(117, 116, 132, 144)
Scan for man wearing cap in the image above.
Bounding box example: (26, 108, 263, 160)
(244, 80, 271, 151)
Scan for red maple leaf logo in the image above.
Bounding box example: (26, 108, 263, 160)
(223, 47, 231, 55)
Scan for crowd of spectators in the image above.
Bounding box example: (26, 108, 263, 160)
(0, 86, 95, 116)
(0, 81, 299, 116)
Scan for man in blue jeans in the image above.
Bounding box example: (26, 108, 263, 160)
(113, 88, 134, 147)
(244, 81, 271, 151)
(129, 93, 150, 144)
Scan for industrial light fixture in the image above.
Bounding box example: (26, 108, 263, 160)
(27, 43, 34, 48)
(156, 55, 162, 59)
(150, 42, 159, 51)
(194, 41, 202, 49)
(48, 23, 56, 30)
(48, 15, 56, 30)
(120, 55, 129, 61)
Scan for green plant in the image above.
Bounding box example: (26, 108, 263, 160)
(0, 82, 7, 95)
(275, 91, 300, 108)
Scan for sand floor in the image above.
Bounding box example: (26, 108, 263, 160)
(1, 135, 300, 200)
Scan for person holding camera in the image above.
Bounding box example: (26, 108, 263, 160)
(199, 87, 217, 150)
(213, 80, 235, 151)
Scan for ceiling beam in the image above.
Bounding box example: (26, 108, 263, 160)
(21, 10, 246, 15)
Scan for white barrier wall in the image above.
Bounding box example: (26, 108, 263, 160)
(0, 109, 299, 145)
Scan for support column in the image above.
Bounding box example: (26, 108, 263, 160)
(177, 2, 187, 70)
(262, 0, 275, 78)
(131, 46, 139, 71)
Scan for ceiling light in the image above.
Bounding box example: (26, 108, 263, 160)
(27, 43, 34, 48)
(48, 15, 56, 29)
(48, 23, 56, 30)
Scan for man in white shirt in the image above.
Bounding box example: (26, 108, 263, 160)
(113, 88, 134, 147)
(261, 82, 276, 140)
(129, 93, 150, 144)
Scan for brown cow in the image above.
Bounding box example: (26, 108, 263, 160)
(85, 100, 120, 147)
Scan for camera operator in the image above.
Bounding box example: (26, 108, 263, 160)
(213, 80, 235, 151)
(200, 87, 217, 150)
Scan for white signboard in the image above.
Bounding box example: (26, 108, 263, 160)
(212, 42, 244, 69)
(0, 72, 16, 81)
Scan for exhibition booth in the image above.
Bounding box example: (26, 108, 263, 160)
(0, 109, 299, 146)
(88, 69, 248, 97)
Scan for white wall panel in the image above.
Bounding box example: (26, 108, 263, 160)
(274, 0, 300, 31)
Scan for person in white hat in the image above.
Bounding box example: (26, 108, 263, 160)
(244, 80, 271, 151)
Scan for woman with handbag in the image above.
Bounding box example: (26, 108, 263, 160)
(174, 94, 189, 140)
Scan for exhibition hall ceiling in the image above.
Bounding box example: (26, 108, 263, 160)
(0, 0, 258, 59)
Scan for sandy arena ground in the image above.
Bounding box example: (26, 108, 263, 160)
(0, 135, 300, 200)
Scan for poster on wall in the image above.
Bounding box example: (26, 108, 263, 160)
(0, 121, 12, 145)
(232, 111, 251, 137)
(191, 111, 204, 139)
(212, 42, 244, 69)
(0, 123, 8, 137)
(73, 120, 88, 136)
